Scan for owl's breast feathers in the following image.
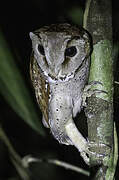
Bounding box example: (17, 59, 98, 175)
(30, 53, 50, 127)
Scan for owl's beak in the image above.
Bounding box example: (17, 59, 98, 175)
(54, 67, 60, 76)
(49, 67, 61, 79)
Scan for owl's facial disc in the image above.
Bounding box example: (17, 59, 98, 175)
(36, 44, 79, 83)
(30, 29, 90, 83)
(36, 46, 85, 83)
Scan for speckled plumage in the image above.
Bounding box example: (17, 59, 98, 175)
(30, 23, 91, 145)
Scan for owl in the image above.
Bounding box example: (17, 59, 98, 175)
(30, 23, 91, 163)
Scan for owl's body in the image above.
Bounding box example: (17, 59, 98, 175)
(30, 24, 91, 146)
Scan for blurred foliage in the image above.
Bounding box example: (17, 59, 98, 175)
(67, 7, 84, 25)
(0, 29, 45, 136)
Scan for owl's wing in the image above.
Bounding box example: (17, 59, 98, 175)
(30, 53, 50, 128)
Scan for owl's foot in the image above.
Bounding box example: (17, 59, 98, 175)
(82, 81, 107, 107)
(88, 141, 111, 156)
(85, 141, 111, 165)
(80, 141, 111, 165)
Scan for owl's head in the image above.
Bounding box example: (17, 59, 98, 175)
(30, 23, 91, 82)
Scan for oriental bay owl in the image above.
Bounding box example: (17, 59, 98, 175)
(30, 23, 91, 146)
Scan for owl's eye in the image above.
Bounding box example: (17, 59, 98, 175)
(65, 46, 77, 57)
(37, 44, 45, 56)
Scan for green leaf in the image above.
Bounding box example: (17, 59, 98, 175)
(0, 30, 45, 136)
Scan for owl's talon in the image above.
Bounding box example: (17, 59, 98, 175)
(82, 81, 107, 107)
(84, 81, 103, 92)
(85, 141, 111, 163)
(89, 81, 103, 86)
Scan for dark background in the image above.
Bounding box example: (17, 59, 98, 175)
(0, 0, 118, 180)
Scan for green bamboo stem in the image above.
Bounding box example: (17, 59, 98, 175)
(83, 0, 118, 179)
